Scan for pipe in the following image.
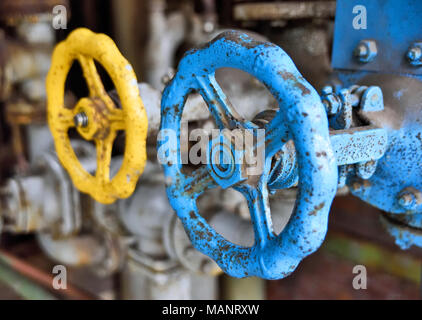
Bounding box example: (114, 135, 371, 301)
(0, 249, 95, 300)
(0, 260, 55, 300)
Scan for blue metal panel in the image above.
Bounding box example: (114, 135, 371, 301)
(332, 0, 422, 75)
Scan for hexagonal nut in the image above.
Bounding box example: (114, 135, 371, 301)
(406, 42, 422, 66)
(354, 39, 377, 63)
(321, 92, 342, 116)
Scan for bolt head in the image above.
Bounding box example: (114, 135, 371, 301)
(398, 192, 416, 209)
(73, 112, 88, 128)
(354, 40, 377, 63)
(321, 92, 342, 116)
(354, 44, 368, 57)
(406, 43, 422, 66)
(407, 47, 420, 61)
(321, 86, 333, 96)
(397, 187, 422, 212)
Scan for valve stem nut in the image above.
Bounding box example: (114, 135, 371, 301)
(321, 87, 342, 116)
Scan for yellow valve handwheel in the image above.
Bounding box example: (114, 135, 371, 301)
(47, 28, 148, 204)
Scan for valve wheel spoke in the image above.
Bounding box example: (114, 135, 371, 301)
(78, 55, 108, 99)
(196, 74, 250, 130)
(108, 109, 125, 130)
(235, 183, 275, 248)
(181, 165, 218, 198)
(95, 132, 116, 183)
(264, 116, 291, 158)
(78, 55, 117, 116)
(57, 108, 76, 129)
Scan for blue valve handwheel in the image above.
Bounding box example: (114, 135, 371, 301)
(158, 31, 338, 279)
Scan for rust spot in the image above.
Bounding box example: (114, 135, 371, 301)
(309, 202, 325, 216)
(278, 72, 311, 96)
(316, 151, 327, 157)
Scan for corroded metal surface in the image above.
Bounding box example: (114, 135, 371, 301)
(335, 63, 422, 249)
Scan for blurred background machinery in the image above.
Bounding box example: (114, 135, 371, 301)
(0, 0, 420, 300)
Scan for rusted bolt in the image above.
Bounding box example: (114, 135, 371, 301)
(350, 180, 363, 192)
(397, 188, 422, 210)
(321, 86, 333, 96)
(398, 193, 416, 209)
(406, 43, 422, 66)
(320, 88, 342, 116)
(354, 40, 377, 63)
(73, 112, 88, 128)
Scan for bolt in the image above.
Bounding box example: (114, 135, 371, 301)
(321, 90, 342, 116)
(354, 40, 377, 63)
(350, 181, 363, 192)
(355, 44, 368, 57)
(397, 190, 418, 210)
(73, 112, 88, 128)
(321, 86, 333, 96)
(406, 43, 422, 66)
(407, 47, 421, 61)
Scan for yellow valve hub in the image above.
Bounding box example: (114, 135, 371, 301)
(47, 28, 148, 204)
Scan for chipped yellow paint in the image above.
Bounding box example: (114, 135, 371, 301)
(46, 28, 148, 204)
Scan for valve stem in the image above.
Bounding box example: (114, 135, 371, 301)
(73, 112, 88, 128)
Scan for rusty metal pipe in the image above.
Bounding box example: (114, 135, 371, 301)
(0, 249, 95, 300)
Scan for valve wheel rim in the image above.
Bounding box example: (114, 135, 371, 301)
(159, 31, 338, 279)
(47, 28, 148, 204)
